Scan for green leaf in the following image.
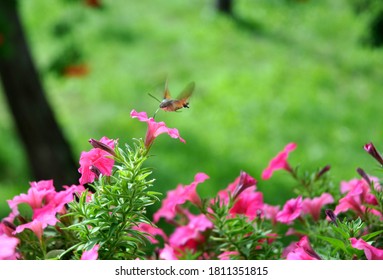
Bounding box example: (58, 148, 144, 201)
(46, 250, 66, 260)
(361, 230, 383, 241)
(316, 235, 347, 253)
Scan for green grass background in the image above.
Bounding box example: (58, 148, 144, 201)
(1, 0, 383, 219)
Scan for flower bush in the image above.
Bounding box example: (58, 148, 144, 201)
(1, 110, 383, 260)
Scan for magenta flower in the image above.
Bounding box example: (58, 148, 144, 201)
(302, 193, 334, 221)
(81, 244, 100, 260)
(78, 136, 115, 185)
(153, 173, 209, 222)
(0, 234, 19, 260)
(231, 171, 257, 200)
(261, 143, 297, 180)
(286, 236, 321, 260)
(132, 223, 168, 244)
(229, 191, 264, 220)
(130, 110, 185, 149)
(350, 238, 383, 260)
(276, 196, 303, 224)
(216, 172, 257, 206)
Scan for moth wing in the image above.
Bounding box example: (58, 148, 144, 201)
(163, 78, 172, 99)
(176, 81, 195, 102)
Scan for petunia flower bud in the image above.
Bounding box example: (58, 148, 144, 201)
(364, 143, 383, 166)
(325, 209, 338, 226)
(356, 167, 371, 186)
(89, 138, 116, 157)
(315, 165, 331, 180)
(232, 171, 257, 200)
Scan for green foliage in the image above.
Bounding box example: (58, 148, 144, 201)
(207, 197, 282, 260)
(64, 139, 160, 260)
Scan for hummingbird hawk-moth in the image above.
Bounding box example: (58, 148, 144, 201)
(150, 80, 195, 117)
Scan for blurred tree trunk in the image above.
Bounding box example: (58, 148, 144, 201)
(0, 1, 79, 189)
(216, 0, 234, 15)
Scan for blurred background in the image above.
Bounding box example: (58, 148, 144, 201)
(1, 0, 383, 219)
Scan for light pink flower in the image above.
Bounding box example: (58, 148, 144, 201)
(78, 136, 115, 185)
(159, 213, 213, 259)
(50, 184, 85, 214)
(7, 180, 56, 215)
(335, 179, 380, 217)
(130, 110, 185, 148)
(0, 234, 19, 260)
(262, 204, 280, 225)
(282, 241, 298, 258)
(153, 173, 209, 222)
(261, 143, 297, 180)
(168, 214, 213, 248)
(14, 207, 59, 240)
(350, 238, 383, 260)
(81, 244, 100, 260)
(159, 244, 179, 260)
(276, 196, 303, 224)
(286, 236, 321, 260)
(218, 251, 239, 260)
(132, 223, 168, 244)
(302, 193, 334, 221)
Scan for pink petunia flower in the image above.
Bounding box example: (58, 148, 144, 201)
(132, 223, 168, 244)
(168, 213, 213, 248)
(13, 207, 59, 240)
(262, 204, 281, 225)
(350, 238, 383, 260)
(216, 172, 257, 206)
(159, 244, 179, 260)
(153, 173, 209, 222)
(335, 178, 380, 217)
(130, 110, 185, 149)
(49, 184, 85, 214)
(302, 193, 334, 221)
(261, 143, 297, 180)
(78, 136, 115, 185)
(7, 180, 56, 215)
(218, 251, 240, 260)
(229, 191, 264, 220)
(7, 181, 85, 241)
(276, 196, 303, 225)
(81, 244, 100, 260)
(286, 236, 321, 260)
(160, 213, 213, 259)
(0, 234, 19, 260)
